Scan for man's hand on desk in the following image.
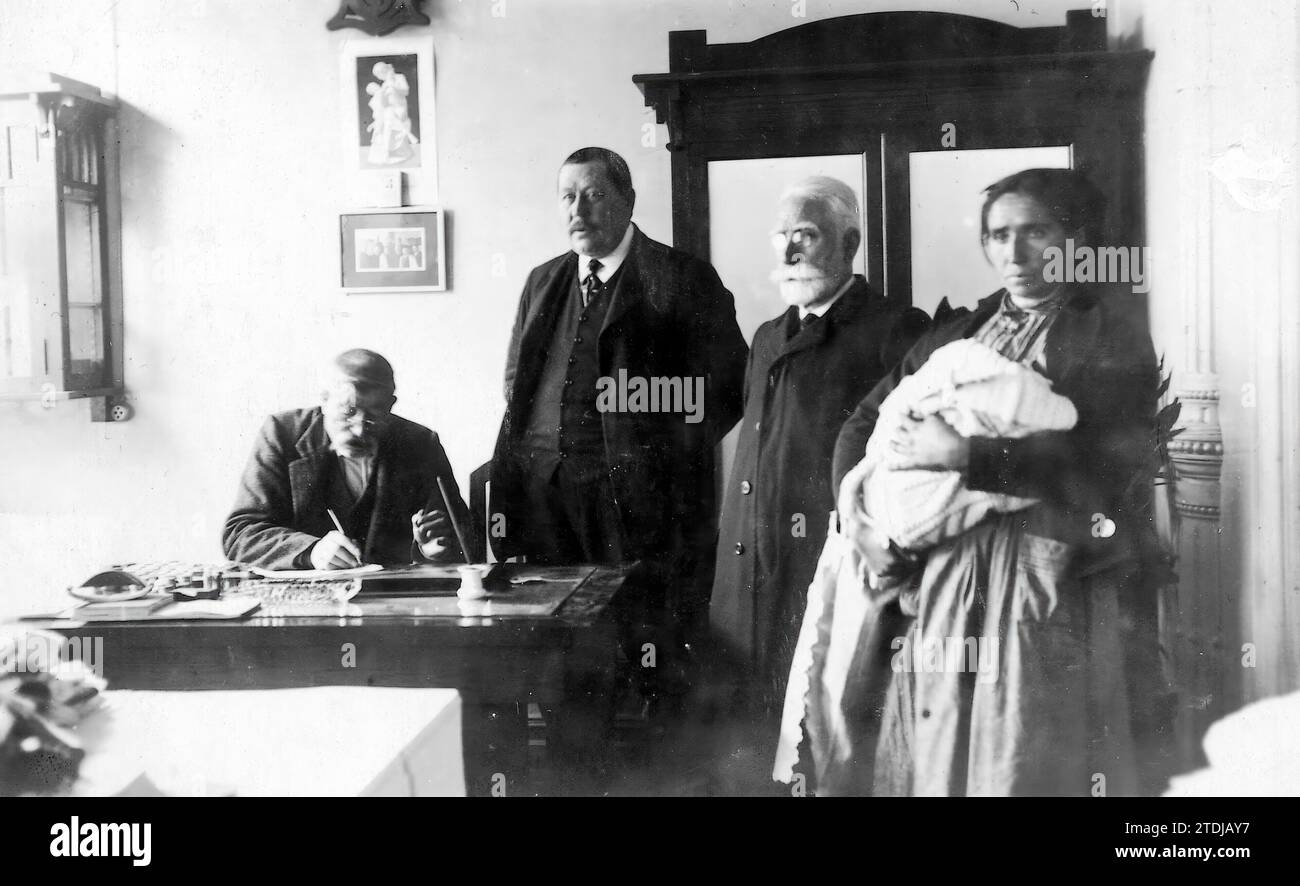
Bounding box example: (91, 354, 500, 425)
(310, 531, 364, 570)
(412, 508, 454, 561)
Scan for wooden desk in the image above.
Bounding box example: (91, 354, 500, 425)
(28, 564, 632, 796)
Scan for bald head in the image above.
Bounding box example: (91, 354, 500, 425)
(331, 348, 396, 396)
(320, 349, 397, 457)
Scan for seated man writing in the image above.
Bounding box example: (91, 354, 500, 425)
(222, 348, 472, 570)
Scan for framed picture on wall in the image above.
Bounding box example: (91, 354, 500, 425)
(339, 34, 437, 203)
(340, 207, 446, 293)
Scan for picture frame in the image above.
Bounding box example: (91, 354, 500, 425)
(338, 33, 437, 204)
(339, 207, 446, 293)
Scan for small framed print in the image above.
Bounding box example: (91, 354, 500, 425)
(340, 207, 446, 293)
(339, 34, 437, 204)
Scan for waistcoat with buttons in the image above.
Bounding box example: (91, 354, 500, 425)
(518, 266, 618, 477)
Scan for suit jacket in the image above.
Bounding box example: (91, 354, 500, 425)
(491, 226, 748, 579)
(709, 277, 930, 682)
(223, 407, 473, 569)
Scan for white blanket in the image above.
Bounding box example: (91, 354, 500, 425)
(861, 338, 1078, 552)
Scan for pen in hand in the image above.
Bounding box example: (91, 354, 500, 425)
(318, 508, 363, 569)
(327, 508, 346, 536)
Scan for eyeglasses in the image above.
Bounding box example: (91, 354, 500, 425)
(327, 405, 390, 430)
(770, 228, 821, 251)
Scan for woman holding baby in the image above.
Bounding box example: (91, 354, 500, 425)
(791, 168, 1166, 796)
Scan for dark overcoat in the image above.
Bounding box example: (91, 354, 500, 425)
(709, 276, 929, 694)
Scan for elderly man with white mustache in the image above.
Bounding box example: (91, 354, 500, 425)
(708, 176, 930, 791)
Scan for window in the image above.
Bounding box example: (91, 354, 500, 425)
(0, 72, 122, 417)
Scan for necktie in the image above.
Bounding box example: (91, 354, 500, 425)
(582, 259, 604, 308)
(799, 312, 819, 332)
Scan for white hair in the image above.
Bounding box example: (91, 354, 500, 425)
(779, 175, 861, 237)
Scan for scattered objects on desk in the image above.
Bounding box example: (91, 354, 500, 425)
(42, 562, 592, 621)
(67, 570, 152, 604)
(1, 628, 106, 796)
(171, 564, 229, 600)
(96, 561, 253, 599)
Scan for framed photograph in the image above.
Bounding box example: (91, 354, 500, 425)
(339, 207, 446, 293)
(339, 34, 437, 203)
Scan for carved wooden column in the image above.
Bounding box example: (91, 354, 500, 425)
(1164, 373, 1226, 764)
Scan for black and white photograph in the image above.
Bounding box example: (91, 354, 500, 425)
(354, 53, 423, 170)
(354, 227, 427, 273)
(1, 0, 1297, 849)
(340, 208, 444, 291)
(338, 31, 437, 203)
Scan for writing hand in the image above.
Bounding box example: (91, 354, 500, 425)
(310, 531, 363, 570)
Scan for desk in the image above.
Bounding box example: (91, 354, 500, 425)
(28, 564, 632, 795)
(73, 687, 464, 797)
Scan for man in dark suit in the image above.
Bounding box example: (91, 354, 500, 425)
(223, 348, 471, 569)
(488, 147, 747, 752)
(491, 146, 746, 611)
(710, 177, 930, 730)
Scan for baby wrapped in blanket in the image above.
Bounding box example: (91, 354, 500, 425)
(855, 337, 1078, 553)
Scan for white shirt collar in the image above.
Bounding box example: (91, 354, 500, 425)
(798, 274, 856, 319)
(577, 223, 635, 284)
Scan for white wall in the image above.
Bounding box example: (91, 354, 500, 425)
(1113, 0, 1300, 704)
(0, 0, 1084, 618)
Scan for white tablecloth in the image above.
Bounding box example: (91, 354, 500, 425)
(1164, 688, 1300, 796)
(71, 687, 464, 797)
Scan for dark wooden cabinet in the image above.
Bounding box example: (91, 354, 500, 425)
(634, 9, 1152, 306)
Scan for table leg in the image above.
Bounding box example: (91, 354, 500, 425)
(460, 700, 530, 797)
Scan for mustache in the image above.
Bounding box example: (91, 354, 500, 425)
(770, 267, 829, 284)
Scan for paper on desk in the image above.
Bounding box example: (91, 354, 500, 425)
(53, 596, 262, 622)
(250, 563, 384, 580)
